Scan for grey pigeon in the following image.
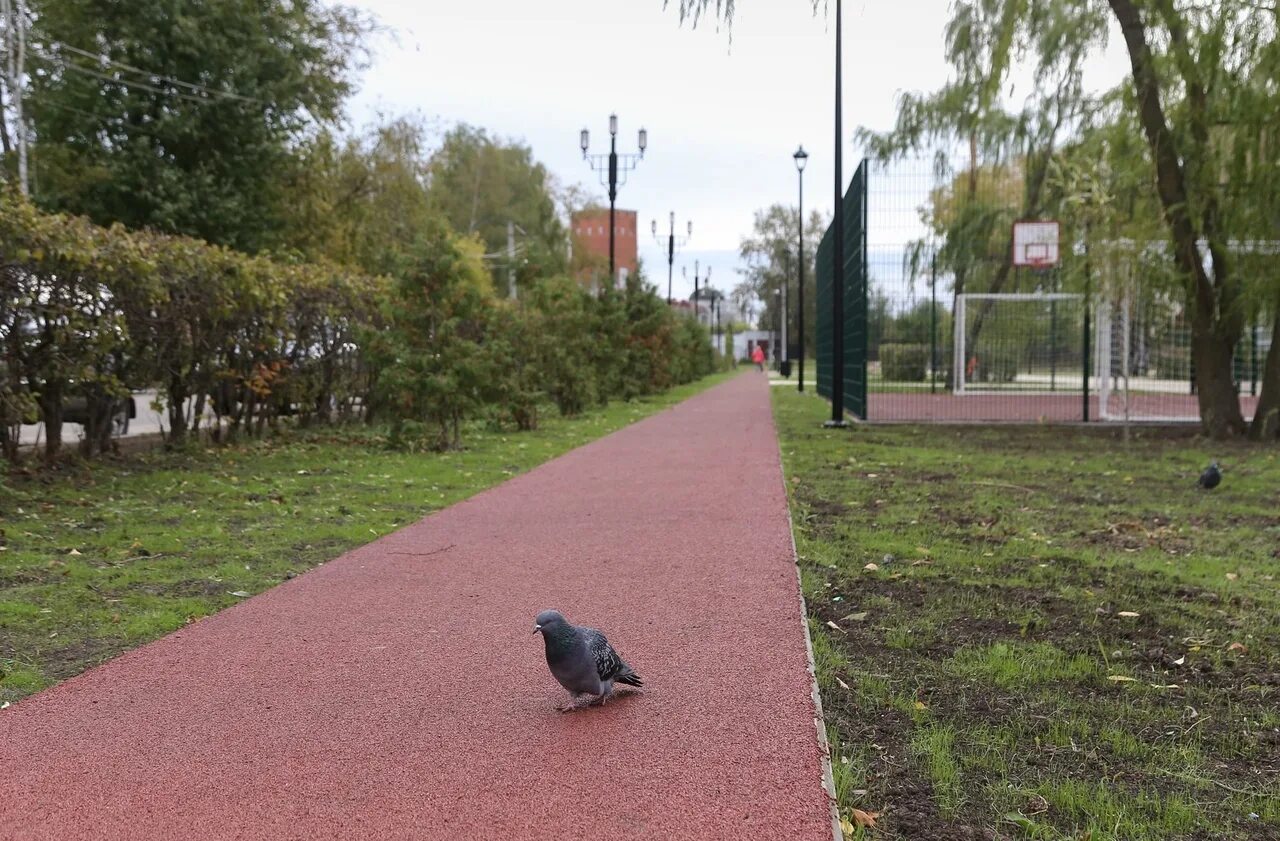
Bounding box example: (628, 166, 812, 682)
(533, 609, 643, 711)
(1197, 461, 1221, 490)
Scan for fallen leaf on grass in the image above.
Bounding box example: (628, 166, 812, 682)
(67, 548, 82, 556)
(863, 563, 879, 572)
(842, 612, 869, 622)
(1173, 655, 1186, 665)
(228, 591, 250, 598)
(851, 808, 880, 828)
(1227, 642, 1248, 653)
(836, 677, 851, 690)
(1107, 675, 1138, 682)
(826, 621, 844, 633)
(911, 559, 933, 567)
(1117, 611, 1140, 618)
(1149, 683, 1181, 689)
(914, 700, 928, 710)
(1225, 572, 1239, 581)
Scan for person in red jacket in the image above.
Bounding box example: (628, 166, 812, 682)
(751, 344, 766, 372)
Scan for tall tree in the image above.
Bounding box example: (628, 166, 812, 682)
(280, 115, 439, 276)
(737, 203, 826, 351)
(24, 0, 369, 252)
(426, 124, 568, 290)
(1102, 0, 1278, 438)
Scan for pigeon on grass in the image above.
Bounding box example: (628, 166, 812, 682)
(1197, 462, 1221, 490)
(533, 609, 643, 712)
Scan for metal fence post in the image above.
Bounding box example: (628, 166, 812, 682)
(930, 253, 938, 395)
(1082, 231, 1091, 422)
(1251, 319, 1259, 396)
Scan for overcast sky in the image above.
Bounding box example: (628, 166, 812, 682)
(345, 1, 1131, 303)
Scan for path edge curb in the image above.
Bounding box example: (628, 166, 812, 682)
(770, 393, 845, 841)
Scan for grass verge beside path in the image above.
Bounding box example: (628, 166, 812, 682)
(0, 371, 736, 705)
(773, 388, 1279, 841)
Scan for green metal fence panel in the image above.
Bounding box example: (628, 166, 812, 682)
(844, 160, 868, 418)
(814, 160, 868, 419)
(816, 223, 834, 401)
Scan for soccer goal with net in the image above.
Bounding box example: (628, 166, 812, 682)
(952, 293, 1087, 396)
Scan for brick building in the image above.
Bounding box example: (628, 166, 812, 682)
(571, 208, 637, 288)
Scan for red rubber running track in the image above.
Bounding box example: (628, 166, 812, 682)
(1, 373, 837, 841)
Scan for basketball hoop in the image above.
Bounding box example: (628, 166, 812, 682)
(1012, 220, 1060, 268)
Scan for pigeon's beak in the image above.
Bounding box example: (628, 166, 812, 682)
(532, 624, 542, 635)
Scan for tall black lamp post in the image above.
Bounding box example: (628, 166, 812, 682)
(826, 0, 847, 427)
(793, 145, 809, 392)
(652, 212, 692, 304)
(684, 261, 711, 326)
(581, 114, 647, 285)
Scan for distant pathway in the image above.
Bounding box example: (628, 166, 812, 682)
(1, 373, 837, 840)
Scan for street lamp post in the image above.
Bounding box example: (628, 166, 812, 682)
(684, 261, 711, 326)
(794, 145, 809, 392)
(826, 0, 847, 427)
(581, 114, 647, 287)
(651, 212, 692, 304)
(775, 287, 783, 368)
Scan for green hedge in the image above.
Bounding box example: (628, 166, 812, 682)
(880, 343, 929, 382)
(1, 194, 713, 460)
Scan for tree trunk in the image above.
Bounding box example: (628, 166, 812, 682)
(167, 377, 189, 445)
(1108, 0, 1246, 438)
(1191, 327, 1246, 439)
(38, 384, 63, 461)
(1250, 308, 1280, 440)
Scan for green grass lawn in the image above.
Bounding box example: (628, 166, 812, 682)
(0, 372, 733, 706)
(773, 388, 1279, 841)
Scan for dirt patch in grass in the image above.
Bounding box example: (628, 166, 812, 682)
(776, 391, 1280, 840)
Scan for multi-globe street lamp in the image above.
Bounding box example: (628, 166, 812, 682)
(793, 145, 809, 392)
(651, 213, 692, 304)
(580, 114, 647, 284)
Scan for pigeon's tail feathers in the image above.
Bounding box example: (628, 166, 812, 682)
(616, 668, 643, 688)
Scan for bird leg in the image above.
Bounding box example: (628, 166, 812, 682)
(557, 693, 591, 713)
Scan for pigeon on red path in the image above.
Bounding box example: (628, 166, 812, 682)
(533, 609, 643, 711)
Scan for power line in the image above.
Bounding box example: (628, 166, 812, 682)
(50, 40, 266, 105)
(30, 49, 221, 106)
(30, 45, 266, 108)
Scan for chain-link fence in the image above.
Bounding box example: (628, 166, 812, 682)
(854, 158, 1270, 423)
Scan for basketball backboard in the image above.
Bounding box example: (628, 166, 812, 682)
(1012, 220, 1060, 268)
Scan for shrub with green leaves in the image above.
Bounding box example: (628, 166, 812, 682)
(880, 343, 930, 382)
